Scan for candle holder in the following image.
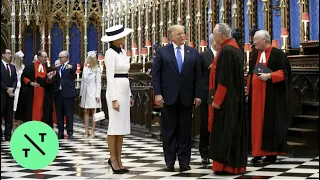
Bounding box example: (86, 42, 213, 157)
(162, 37, 168, 46)
(100, 61, 104, 73)
(146, 40, 152, 61)
(141, 47, 148, 73)
(281, 28, 289, 53)
(200, 40, 207, 52)
(272, 40, 279, 49)
(189, 41, 194, 48)
(98, 55, 104, 73)
(301, 13, 309, 42)
(76, 64, 81, 89)
(134, 49, 139, 63)
(132, 43, 137, 63)
(127, 50, 132, 63)
(244, 43, 251, 73)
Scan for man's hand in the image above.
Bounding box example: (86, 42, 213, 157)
(258, 73, 271, 81)
(9, 92, 14, 97)
(7, 87, 14, 94)
(212, 102, 220, 109)
(194, 98, 201, 108)
(31, 82, 40, 87)
(96, 97, 100, 103)
(47, 71, 56, 79)
(155, 95, 164, 107)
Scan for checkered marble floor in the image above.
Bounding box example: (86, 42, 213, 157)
(1, 123, 319, 179)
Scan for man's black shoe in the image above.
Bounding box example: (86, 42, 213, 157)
(250, 156, 262, 164)
(201, 157, 210, 165)
(263, 155, 276, 164)
(4, 136, 11, 141)
(179, 165, 191, 172)
(165, 166, 174, 172)
(68, 135, 73, 140)
(58, 135, 64, 139)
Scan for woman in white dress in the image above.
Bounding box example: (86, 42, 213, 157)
(102, 25, 134, 174)
(79, 51, 101, 138)
(12, 51, 25, 131)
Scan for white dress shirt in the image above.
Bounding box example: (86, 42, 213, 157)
(59, 61, 70, 77)
(211, 48, 217, 57)
(2, 60, 11, 77)
(172, 43, 185, 63)
(59, 61, 70, 90)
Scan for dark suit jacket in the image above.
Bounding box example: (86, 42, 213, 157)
(199, 49, 214, 104)
(152, 44, 201, 106)
(1, 61, 17, 94)
(55, 63, 77, 98)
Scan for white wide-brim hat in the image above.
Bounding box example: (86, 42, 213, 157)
(101, 25, 133, 42)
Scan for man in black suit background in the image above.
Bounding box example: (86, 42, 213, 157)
(198, 34, 219, 164)
(1, 48, 17, 141)
(152, 24, 202, 172)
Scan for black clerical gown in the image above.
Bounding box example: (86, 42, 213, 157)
(208, 39, 247, 174)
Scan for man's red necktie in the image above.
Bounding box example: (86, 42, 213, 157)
(6, 64, 10, 77)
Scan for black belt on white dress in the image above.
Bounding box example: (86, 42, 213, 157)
(114, 74, 128, 78)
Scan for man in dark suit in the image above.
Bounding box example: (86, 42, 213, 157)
(55, 51, 76, 140)
(152, 25, 202, 172)
(198, 34, 219, 164)
(1, 48, 17, 141)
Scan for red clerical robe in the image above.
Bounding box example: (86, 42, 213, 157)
(246, 46, 289, 156)
(208, 39, 246, 174)
(22, 61, 48, 121)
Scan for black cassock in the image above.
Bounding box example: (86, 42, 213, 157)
(208, 45, 248, 168)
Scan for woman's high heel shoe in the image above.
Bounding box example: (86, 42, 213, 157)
(108, 159, 124, 174)
(121, 168, 129, 173)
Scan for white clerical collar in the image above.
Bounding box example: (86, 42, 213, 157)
(37, 60, 45, 73)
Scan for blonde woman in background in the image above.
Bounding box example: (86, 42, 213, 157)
(12, 51, 25, 131)
(79, 51, 101, 138)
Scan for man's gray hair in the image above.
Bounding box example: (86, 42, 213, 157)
(254, 30, 271, 44)
(216, 23, 232, 38)
(168, 25, 185, 37)
(60, 51, 69, 57)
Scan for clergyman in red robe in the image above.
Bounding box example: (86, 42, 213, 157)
(15, 50, 56, 123)
(246, 30, 292, 164)
(208, 23, 247, 175)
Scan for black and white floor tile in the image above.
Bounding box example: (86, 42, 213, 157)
(1, 123, 319, 179)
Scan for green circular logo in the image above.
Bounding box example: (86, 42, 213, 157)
(10, 121, 59, 170)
